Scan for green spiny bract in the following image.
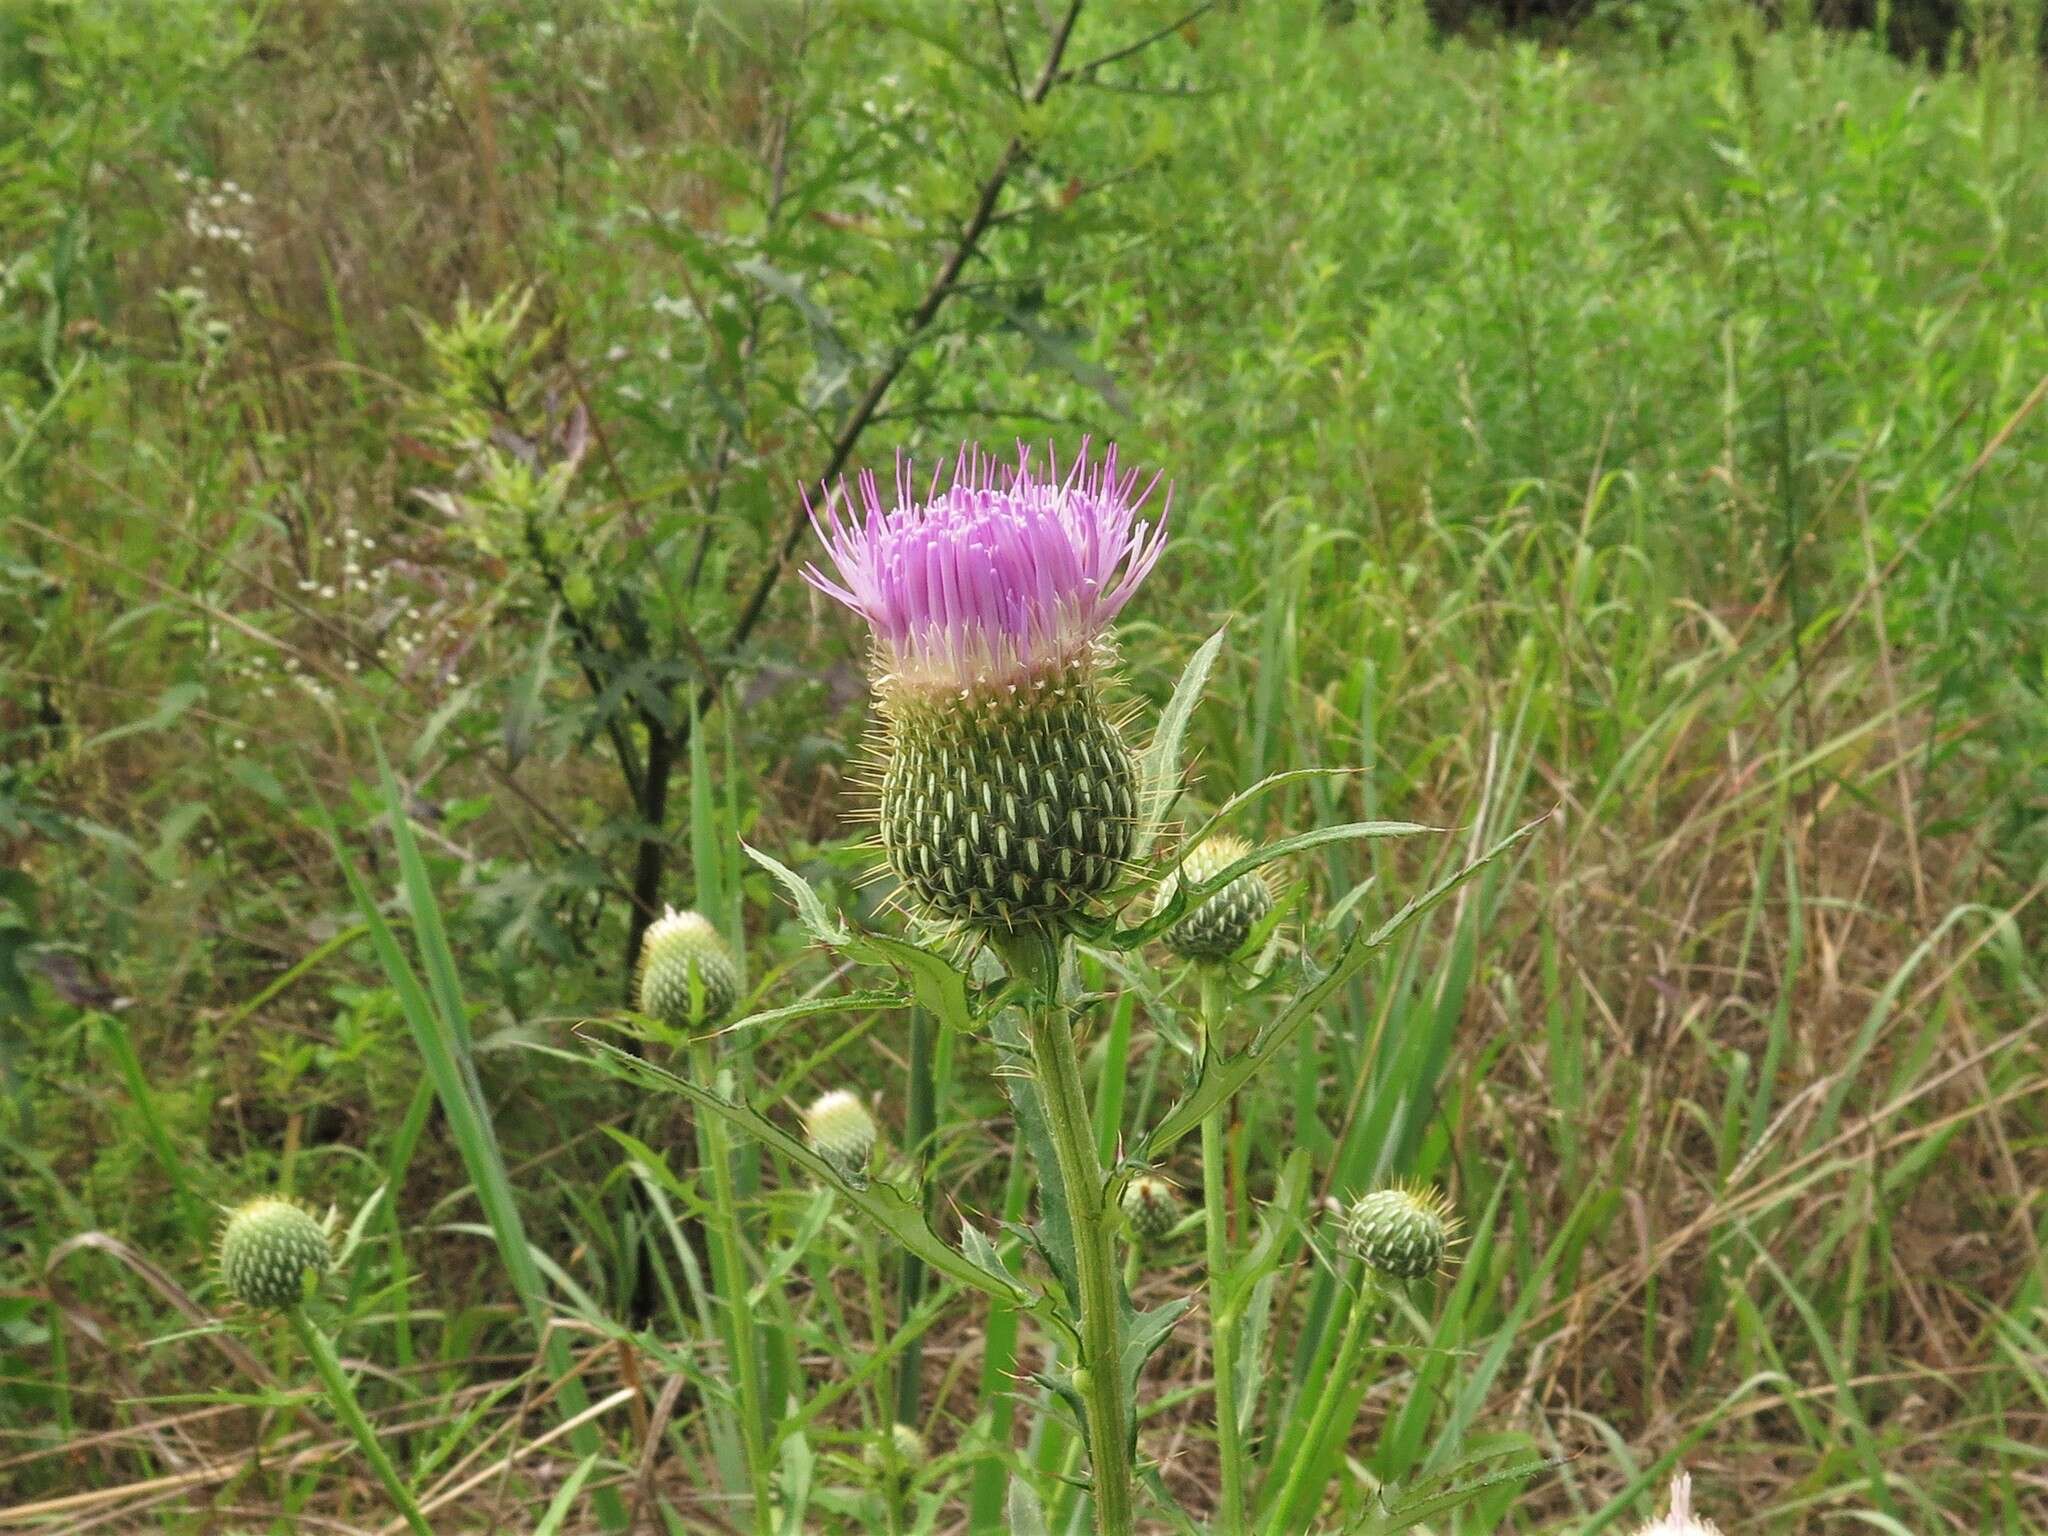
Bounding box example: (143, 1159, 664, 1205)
(636, 907, 742, 1028)
(877, 660, 1137, 931)
(218, 1197, 331, 1311)
(1341, 1185, 1458, 1281)
(1120, 1174, 1180, 1244)
(803, 1089, 878, 1179)
(1156, 833, 1275, 961)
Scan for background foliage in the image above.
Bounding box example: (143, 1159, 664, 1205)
(4, 0, 2044, 1529)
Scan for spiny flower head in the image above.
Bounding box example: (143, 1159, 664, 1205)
(1634, 1473, 1723, 1536)
(1341, 1184, 1459, 1281)
(218, 1196, 331, 1311)
(803, 1089, 878, 1178)
(1121, 1174, 1180, 1244)
(803, 440, 1168, 695)
(806, 441, 1171, 933)
(1155, 834, 1275, 961)
(636, 907, 742, 1029)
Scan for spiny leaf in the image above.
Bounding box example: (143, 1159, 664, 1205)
(1133, 625, 1226, 860)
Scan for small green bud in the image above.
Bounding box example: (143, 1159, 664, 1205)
(1155, 834, 1275, 962)
(803, 1089, 878, 1178)
(863, 1422, 928, 1479)
(218, 1197, 331, 1311)
(1341, 1185, 1458, 1281)
(1120, 1174, 1180, 1244)
(636, 907, 742, 1028)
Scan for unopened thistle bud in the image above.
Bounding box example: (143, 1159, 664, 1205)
(804, 442, 1169, 933)
(1634, 1473, 1723, 1536)
(863, 1422, 928, 1478)
(1121, 1174, 1180, 1244)
(1155, 834, 1274, 961)
(218, 1196, 331, 1311)
(803, 1089, 878, 1179)
(1341, 1185, 1458, 1281)
(636, 907, 741, 1029)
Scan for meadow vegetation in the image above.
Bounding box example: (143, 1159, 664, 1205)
(4, 0, 2045, 1530)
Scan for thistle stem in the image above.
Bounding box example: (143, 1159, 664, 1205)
(286, 1308, 433, 1536)
(1197, 970, 1248, 1536)
(693, 1039, 776, 1536)
(1262, 1269, 1378, 1536)
(1019, 958, 1135, 1536)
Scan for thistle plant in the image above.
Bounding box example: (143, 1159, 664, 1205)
(1154, 832, 1277, 1533)
(586, 437, 1541, 1535)
(805, 443, 1164, 932)
(807, 440, 1167, 1532)
(1264, 1186, 1462, 1534)
(216, 1198, 431, 1536)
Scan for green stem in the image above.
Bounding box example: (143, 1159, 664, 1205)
(693, 1040, 775, 1536)
(1024, 987, 1135, 1536)
(1198, 972, 1248, 1536)
(287, 1309, 433, 1536)
(894, 1004, 937, 1427)
(1262, 1270, 1377, 1536)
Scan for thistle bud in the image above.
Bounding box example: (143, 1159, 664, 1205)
(1341, 1185, 1457, 1281)
(1635, 1473, 1723, 1536)
(218, 1196, 331, 1311)
(636, 907, 741, 1029)
(1155, 834, 1275, 961)
(804, 442, 1168, 934)
(803, 1089, 877, 1178)
(863, 1421, 928, 1478)
(1120, 1174, 1180, 1244)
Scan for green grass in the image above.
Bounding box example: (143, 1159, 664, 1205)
(3, 0, 2045, 1531)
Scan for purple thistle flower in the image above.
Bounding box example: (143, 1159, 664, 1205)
(803, 440, 1169, 692)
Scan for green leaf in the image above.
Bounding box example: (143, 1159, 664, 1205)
(743, 843, 851, 947)
(1006, 1476, 1051, 1536)
(1134, 626, 1225, 860)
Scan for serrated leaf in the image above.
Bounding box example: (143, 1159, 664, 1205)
(1133, 627, 1225, 860)
(744, 842, 852, 947)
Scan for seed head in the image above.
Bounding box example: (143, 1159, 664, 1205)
(803, 1089, 878, 1178)
(1155, 834, 1275, 961)
(1341, 1185, 1458, 1281)
(218, 1197, 331, 1311)
(1121, 1174, 1180, 1244)
(1634, 1473, 1723, 1536)
(636, 907, 742, 1029)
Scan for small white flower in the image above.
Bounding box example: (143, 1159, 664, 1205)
(1634, 1473, 1722, 1536)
